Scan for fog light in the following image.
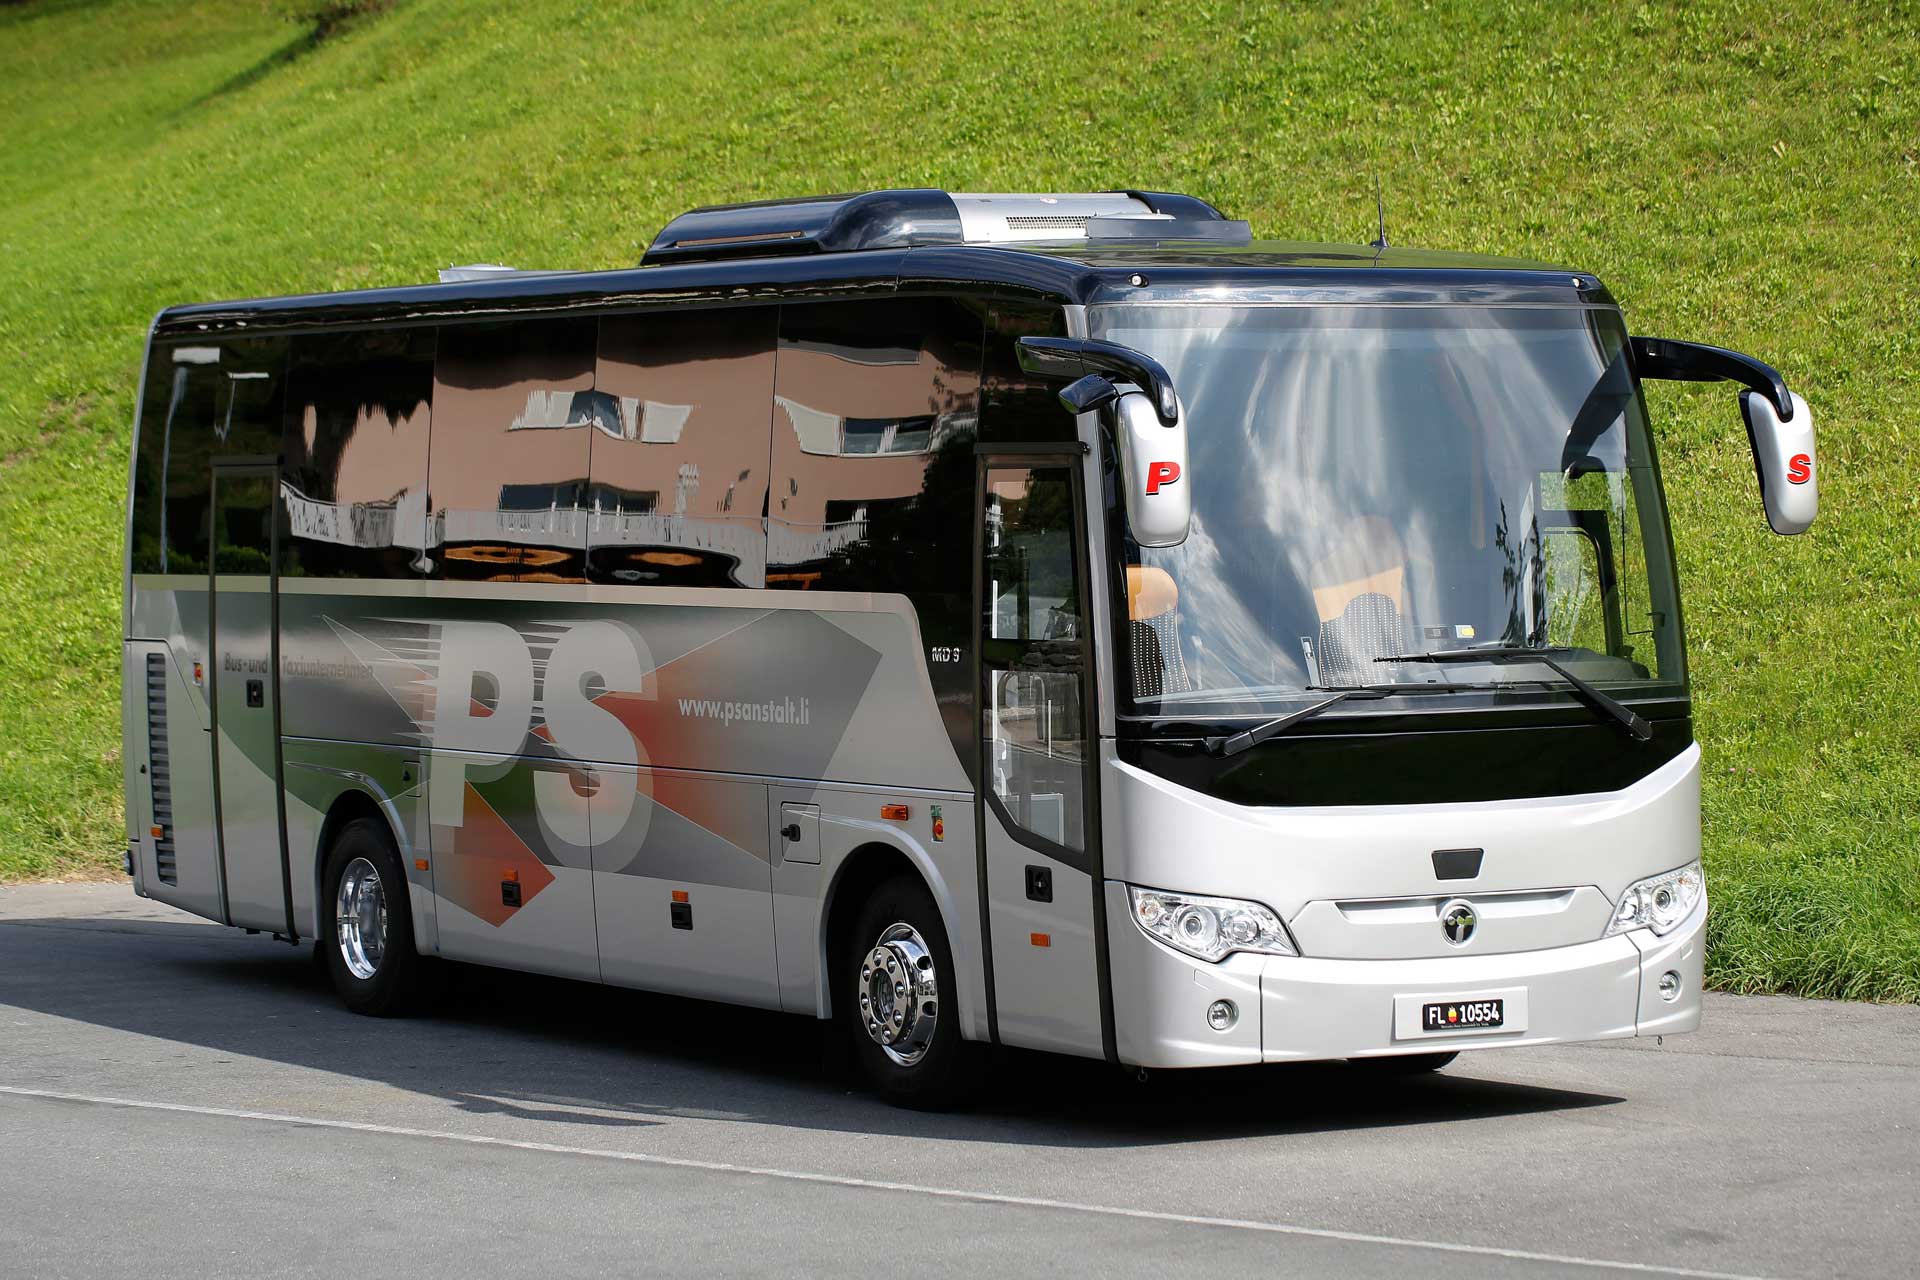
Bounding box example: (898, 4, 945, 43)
(1206, 999, 1238, 1032)
(1658, 970, 1682, 1003)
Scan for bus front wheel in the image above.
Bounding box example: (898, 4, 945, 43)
(320, 817, 433, 1017)
(841, 874, 983, 1109)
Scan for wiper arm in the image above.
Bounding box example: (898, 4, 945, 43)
(1377, 646, 1653, 742)
(1204, 690, 1388, 757)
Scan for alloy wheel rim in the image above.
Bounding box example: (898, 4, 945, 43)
(857, 921, 940, 1067)
(335, 856, 387, 981)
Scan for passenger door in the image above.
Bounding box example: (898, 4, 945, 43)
(976, 460, 1109, 1057)
(208, 463, 292, 934)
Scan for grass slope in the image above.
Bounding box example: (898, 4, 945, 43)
(0, 0, 1913, 998)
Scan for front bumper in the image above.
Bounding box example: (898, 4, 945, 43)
(1104, 881, 1706, 1069)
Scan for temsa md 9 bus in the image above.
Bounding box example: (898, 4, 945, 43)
(123, 189, 1818, 1105)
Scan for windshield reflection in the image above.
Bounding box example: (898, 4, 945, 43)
(1092, 304, 1685, 714)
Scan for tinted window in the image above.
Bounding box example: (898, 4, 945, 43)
(588, 307, 777, 588)
(280, 328, 435, 580)
(979, 303, 1073, 445)
(429, 319, 597, 583)
(768, 298, 981, 594)
(769, 297, 983, 770)
(130, 337, 287, 576)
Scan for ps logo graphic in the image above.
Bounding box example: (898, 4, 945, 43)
(1145, 461, 1181, 495)
(1439, 899, 1478, 946)
(1787, 453, 1812, 485)
(427, 619, 654, 845)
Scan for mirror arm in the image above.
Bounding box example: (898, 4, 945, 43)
(1631, 336, 1794, 422)
(1016, 337, 1180, 426)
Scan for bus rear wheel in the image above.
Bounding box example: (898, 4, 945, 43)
(320, 817, 432, 1017)
(841, 874, 983, 1109)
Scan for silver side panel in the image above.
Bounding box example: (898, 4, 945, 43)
(126, 638, 223, 921)
(979, 805, 1104, 1057)
(282, 741, 433, 951)
(769, 782, 983, 1036)
(132, 573, 989, 1030)
(592, 766, 772, 1002)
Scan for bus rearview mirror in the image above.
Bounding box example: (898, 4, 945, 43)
(1630, 334, 1816, 537)
(1113, 388, 1190, 548)
(1742, 389, 1817, 535)
(1057, 374, 1120, 416)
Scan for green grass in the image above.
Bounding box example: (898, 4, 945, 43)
(0, 0, 1914, 998)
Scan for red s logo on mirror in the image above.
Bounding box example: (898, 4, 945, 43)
(1787, 453, 1812, 485)
(1145, 461, 1181, 495)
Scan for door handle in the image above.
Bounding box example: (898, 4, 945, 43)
(781, 823, 802, 843)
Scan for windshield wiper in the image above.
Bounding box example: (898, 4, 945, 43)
(1376, 646, 1653, 741)
(1204, 689, 1390, 757)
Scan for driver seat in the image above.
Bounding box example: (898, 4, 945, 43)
(1126, 565, 1190, 698)
(1309, 517, 1412, 686)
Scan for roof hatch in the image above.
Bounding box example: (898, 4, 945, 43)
(640, 189, 1245, 265)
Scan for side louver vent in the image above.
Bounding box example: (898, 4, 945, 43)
(145, 652, 177, 885)
(1004, 215, 1092, 231)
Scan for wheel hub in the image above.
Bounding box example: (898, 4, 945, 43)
(335, 856, 387, 981)
(857, 922, 939, 1066)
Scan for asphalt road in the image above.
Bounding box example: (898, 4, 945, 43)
(1, 883, 1914, 1279)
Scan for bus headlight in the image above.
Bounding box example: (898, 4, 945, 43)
(1604, 861, 1704, 937)
(1128, 885, 1297, 962)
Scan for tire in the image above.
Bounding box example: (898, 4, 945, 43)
(1349, 1051, 1458, 1075)
(320, 816, 432, 1017)
(840, 873, 985, 1109)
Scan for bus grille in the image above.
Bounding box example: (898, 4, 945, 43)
(144, 653, 176, 885)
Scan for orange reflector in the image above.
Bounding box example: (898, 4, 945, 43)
(1030, 932, 1051, 948)
(880, 803, 910, 820)
(671, 889, 689, 903)
(502, 868, 519, 883)
(414, 859, 430, 872)
(149, 826, 163, 839)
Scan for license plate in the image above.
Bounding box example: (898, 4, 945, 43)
(1422, 998, 1504, 1031)
(1392, 987, 1527, 1039)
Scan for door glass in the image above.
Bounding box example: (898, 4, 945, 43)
(983, 466, 1086, 852)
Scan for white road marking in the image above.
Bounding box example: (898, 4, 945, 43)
(0, 1084, 1768, 1280)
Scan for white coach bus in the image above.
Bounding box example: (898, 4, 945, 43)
(122, 189, 1818, 1106)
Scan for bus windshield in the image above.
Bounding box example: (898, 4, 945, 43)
(1090, 303, 1686, 716)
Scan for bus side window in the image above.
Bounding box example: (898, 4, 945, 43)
(766, 298, 981, 594)
(588, 307, 777, 588)
(769, 298, 984, 770)
(281, 329, 436, 581)
(130, 337, 287, 577)
(429, 318, 598, 583)
(979, 302, 1073, 446)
